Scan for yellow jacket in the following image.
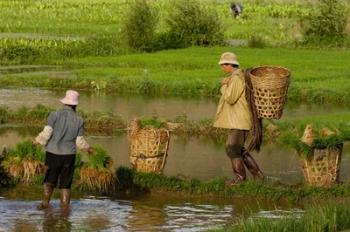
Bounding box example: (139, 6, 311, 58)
(213, 69, 252, 130)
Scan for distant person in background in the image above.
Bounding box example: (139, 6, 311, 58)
(33, 90, 93, 209)
(230, 3, 243, 18)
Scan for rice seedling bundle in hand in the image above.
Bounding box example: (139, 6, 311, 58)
(79, 145, 116, 193)
(1, 140, 45, 183)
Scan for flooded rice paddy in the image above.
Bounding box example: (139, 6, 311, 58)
(1, 127, 350, 185)
(0, 185, 301, 232)
(0, 86, 349, 231)
(0, 88, 349, 121)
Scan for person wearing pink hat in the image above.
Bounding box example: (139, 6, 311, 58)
(33, 90, 93, 209)
(213, 52, 264, 185)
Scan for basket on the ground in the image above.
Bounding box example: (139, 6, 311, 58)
(299, 145, 343, 187)
(128, 120, 170, 173)
(249, 66, 290, 119)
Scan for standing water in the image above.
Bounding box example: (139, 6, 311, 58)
(0, 88, 348, 121)
(0, 184, 301, 232)
(1, 127, 350, 185)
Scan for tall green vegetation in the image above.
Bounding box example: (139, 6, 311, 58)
(165, 0, 224, 47)
(301, 0, 348, 46)
(121, 0, 224, 51)
(121, 0, 158, 52)
(0, 36, 123, 64)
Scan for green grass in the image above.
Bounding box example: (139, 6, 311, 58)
(0, 105, 126, 135)
(116, 167, 350, 202)
(1, 46, 350, 104)
(0, 0, 348, 62)
(1, 104, 350, 146)
(214, 202, 350, 232)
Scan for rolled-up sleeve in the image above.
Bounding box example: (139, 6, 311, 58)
(76, 120, 90, 150)
(34, 112, 56, 146)
(76, 136, 90, 150)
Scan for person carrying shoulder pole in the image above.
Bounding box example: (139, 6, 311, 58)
(213, 52, 264, 185)
(33, 90, 94, 209)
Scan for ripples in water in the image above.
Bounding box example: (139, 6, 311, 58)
(0, 198, 237, 232)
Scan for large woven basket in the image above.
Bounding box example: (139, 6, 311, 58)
(299, 145, 343, 187)
(128, 120, 170, 174)
(249, 66, 290, 119)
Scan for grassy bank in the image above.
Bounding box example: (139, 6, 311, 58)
(213, 202, 350, 232)
(116, 167, 350, 203)
(1, 47, 350, 104)
(1, 105, 349, 145)
(0, 105, 126, 135)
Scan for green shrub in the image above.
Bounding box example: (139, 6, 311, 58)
(301, 0, 348, 46)
(121, 0, 158, 52)
(165, 0, 224, 47)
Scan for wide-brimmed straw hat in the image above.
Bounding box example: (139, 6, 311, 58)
(60, 90, 79, 106)
(218, 52, 240, 66)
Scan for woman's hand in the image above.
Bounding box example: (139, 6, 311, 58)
(32, 140, 40, 146)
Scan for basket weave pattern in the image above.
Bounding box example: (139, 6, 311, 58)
(300, 146, 342, 187)
(249, 66, 290, 119)
(128, 120, 170, 173)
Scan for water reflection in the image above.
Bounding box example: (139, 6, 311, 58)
(0, 199, 131, 232)
(1, 196, 296, 232)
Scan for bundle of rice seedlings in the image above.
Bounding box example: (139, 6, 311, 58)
(79, 145, 116, 193)
(2, 156, 23, 180)
(1, 140, 45, 183)
(22, 158, 46, 183)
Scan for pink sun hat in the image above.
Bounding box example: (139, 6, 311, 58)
(60, 90, 79, 106)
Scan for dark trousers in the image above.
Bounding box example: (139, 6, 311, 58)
(225, 129, 248, 158)
(44, 152, 76, 189)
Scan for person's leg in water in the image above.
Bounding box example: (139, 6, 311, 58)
(242, 148, 265, 180)
(38, 152, 61, 209)
(58, 154, 76, 209)
(225, 129, 247, 185)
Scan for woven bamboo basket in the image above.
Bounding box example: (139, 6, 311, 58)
(249, 66, 290, 119)
(299, 145, 343, 187)
(128, 120, 170, 174)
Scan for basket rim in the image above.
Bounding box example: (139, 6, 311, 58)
(249, 65, 291, 78)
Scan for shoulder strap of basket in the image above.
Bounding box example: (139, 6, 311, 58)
(243, 68, 263, 152)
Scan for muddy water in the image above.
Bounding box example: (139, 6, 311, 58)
(0, 186, 300, 232)
(1, 127, 350, 185)
(0, 88, 348, 121)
